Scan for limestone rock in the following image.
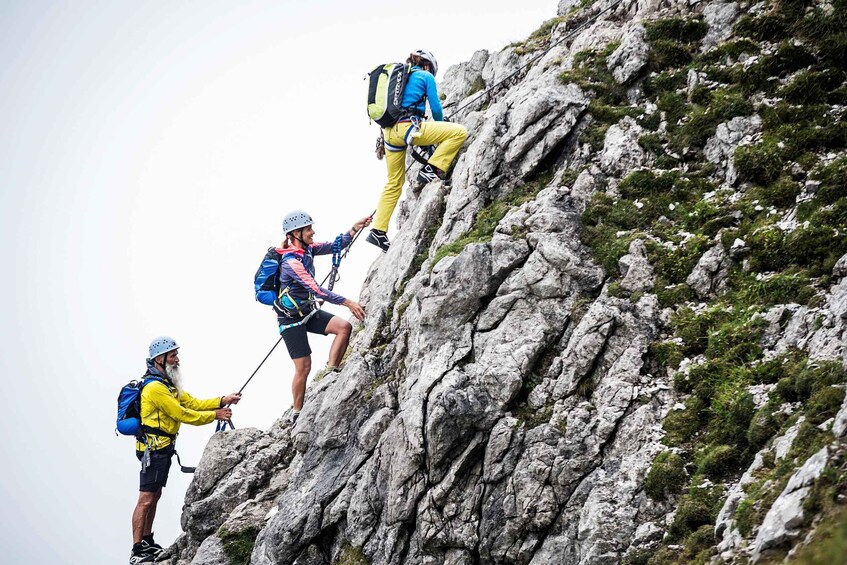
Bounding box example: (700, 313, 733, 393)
(704, 115, 762, 185)
(686, 244, 731, 298)
(439, 50, 490, 110)
(599, 116, 645, 175)
(752, 447, 829, 560)
(190, 535, 228, 565)
(701, 2, 741, 51)
(607, 24, 649, 84)
(833, 252, 847, 278)
(834, 397, 847, 438)
(558, 0, 581, 15)
(618, 239, 655, 293)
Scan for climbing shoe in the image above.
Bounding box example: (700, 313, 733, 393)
(141, 534, 163, 557)
(288, 410, 300, 424)
(366, 229, 390, 252)
(129, 543, 156, 564)
(416, 163, 445, 186)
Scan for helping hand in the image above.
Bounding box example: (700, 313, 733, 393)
(222, 392, 242, 405)
(214, 407, 233, 421)
(352, 216, 373, 233)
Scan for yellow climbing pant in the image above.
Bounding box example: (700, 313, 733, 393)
(373, 120, 468, 232)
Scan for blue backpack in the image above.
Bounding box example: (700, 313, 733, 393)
(116, 376, 166, 436)
(253, 248, 307, 314)
(254, 247, 284, 306)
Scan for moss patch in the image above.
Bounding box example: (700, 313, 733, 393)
(332, 543, 370, 565)
(219, 526, 260, 565)
(645, 451, 688, 501)
(645, 17, 710, 72)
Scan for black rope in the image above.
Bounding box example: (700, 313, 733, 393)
(443, 0, 625, 120)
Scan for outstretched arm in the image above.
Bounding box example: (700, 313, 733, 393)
(348, 215, 373, 238)
(147, 383, 216, 426)
(312, 216, 373, 254)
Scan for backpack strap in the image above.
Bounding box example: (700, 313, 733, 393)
(277, 252, 317, 317)
(137, 375, 179, 442)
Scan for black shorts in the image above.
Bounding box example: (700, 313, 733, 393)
(279, 310, 334, 359)
(136, 447, 174, 492)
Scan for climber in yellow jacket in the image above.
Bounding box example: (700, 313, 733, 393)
(129, 336, 240, 564)
(366, 49, 468, 252)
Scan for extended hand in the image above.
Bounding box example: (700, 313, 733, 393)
(214, 407, 233, 421)
(222, 392, 242, 405)
(344, 299, 365, 321)
(352, 216, 373, 233)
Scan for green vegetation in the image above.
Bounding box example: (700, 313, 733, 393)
(219, 526, 260, 565)
(645, 17, 709, 72)
(645, 451, 687, 501)
(791, 506, 847, 564)
(513, 402, 554, 428)
(566, 1, 847, 562)
(332, 543, 370, 565)
(731, 418, 837, 539)
(668, 481, 725, 539)
(510, 16, 566, 55)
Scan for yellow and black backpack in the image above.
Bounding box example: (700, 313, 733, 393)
(366, 63, 414, 127)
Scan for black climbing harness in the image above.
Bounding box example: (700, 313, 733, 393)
(141, 426, 197, 474)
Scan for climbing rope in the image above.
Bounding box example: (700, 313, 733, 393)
(443, 0, 625, 121)
(216, 214, 374, 431)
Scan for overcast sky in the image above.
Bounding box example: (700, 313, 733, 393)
(0, 1, 558, 562)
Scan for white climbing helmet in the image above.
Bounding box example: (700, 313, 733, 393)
(412, 49, 438, 76)
(149, 336, 179, 359)
(282, 210, 314, 235)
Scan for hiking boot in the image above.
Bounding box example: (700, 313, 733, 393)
(416, 163, 445, 186)
(366, 229, 390, 252)
(141, 534, 163, 557)
(129, 543, 156, 564)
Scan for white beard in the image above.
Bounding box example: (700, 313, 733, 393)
(165, 363, 184, 396)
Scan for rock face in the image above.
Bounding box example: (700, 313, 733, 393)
(704, 115, 762, 185)
(752, 447, 829, 560)
(599, 116, 646, 174)
(686, 243, 731, 298)
(607, 24, 649, 85)
(167, 1, 847, 564)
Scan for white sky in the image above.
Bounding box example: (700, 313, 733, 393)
(0, 1, 558, 562)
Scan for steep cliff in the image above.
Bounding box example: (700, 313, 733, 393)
(162, 0, 847, 563)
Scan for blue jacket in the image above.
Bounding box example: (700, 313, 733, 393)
(276, 235, 352, 315)
(401, 66, 443, 121)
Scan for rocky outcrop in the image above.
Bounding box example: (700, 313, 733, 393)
(607, 24, 649, 85)
(752, 447, 829, 560)
(168, 1, 847, 564)
(701, 1, 740, 50)
(599, 116, 646, 175)
(686, 243, 731, 298)
(704, 115, 762, 185)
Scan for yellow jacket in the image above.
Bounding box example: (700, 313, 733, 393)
(136, 380, 221, 451)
